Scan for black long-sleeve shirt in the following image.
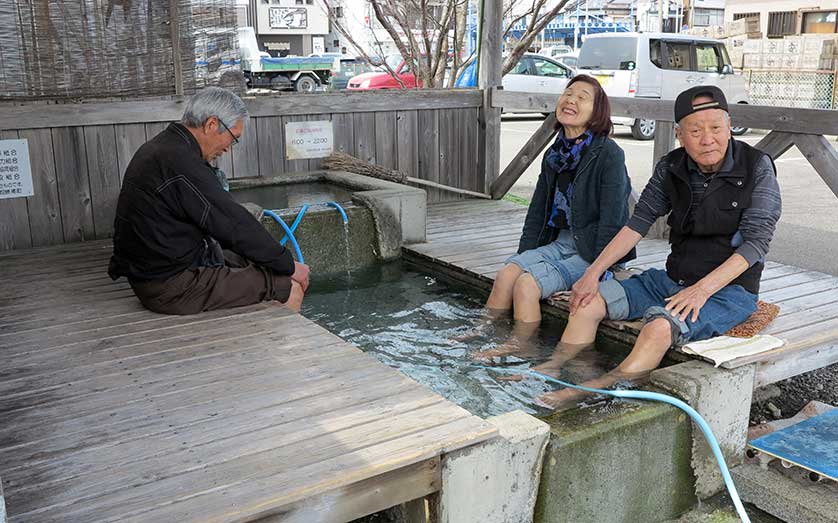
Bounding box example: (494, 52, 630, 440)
(108, 123, 294, 281)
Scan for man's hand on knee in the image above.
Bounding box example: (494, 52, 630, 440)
(664, 283, 711, 322)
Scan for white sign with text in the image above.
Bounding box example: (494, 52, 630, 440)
(285, 121, 334, 160)
(0, 139, 33, 200)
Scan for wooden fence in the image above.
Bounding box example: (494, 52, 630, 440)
(0, 89, 485, 252)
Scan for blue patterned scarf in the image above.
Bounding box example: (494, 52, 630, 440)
(545, 129, 594, 175)
(546, 129, 594, 229)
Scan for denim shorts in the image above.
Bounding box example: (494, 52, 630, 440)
(598, 268, 758, 345)
(505, 229, 591, 300)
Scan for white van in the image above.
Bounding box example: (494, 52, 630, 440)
(577, 32, 749, 139)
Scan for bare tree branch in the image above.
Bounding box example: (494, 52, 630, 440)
(502, 0, 572, 76)
(317, 0, 406, 87)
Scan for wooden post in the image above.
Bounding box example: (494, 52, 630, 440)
(831, 68, 838, 109)
(489, 112, 558, 198)
(647, 120, 675, 240)
(478, 0, 503, 194)
(169, 0, 184, 96)
(794, 133, 838, 198)
(653, 120, 675, 163)
(754, 130, 797, 160)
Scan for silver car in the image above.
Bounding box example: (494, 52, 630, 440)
(502, 53, 574, 109)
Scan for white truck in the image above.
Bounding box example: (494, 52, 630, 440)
(237, 27, 333, 92)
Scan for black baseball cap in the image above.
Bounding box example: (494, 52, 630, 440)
(674, 85, 729, 123)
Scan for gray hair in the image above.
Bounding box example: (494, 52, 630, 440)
(181, 87, 248, 132)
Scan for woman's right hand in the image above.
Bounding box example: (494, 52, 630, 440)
(569, 269, 601, 314)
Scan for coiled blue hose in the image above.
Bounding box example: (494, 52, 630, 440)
(262, 209, 305, 264)
(475, 365, 752, 523)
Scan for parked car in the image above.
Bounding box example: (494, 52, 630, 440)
(330, 57, 379, 90)
(502, 53, 574, 110)
(555, 50, 579, 72)
(540, 45, 573, 59)
(577, 32, 749, 139)
(346, 55, 420, 89)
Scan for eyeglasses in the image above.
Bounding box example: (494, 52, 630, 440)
(217, 117, 239, 146)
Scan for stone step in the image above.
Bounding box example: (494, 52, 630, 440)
(733, 463, 838, 523)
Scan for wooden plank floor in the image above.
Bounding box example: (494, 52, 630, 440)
(406, 200, 838, 387)
(0, 240, 496, 523)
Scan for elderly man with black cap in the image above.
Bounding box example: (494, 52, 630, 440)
(536, 85, 782, 409)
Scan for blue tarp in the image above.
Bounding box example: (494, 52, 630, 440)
(455, 61, 478, 88)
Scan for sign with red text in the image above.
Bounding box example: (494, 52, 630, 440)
(285, 121, 333, 160)
(0, 139, 33, 200)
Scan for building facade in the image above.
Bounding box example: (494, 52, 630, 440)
(725, 0, 838, 38)
(241, 0, 330, 56)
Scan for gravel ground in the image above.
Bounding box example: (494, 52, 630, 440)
(749, 361, 838, 425)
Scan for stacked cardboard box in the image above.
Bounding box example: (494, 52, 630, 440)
(684, 25, 726, 39)
(724, 18, 761, 39)
(738, 35, 838, 71)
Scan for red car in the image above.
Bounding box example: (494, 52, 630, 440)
(346, 55, 422, 90)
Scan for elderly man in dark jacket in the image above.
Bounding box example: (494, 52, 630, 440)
(538, 85, 782, 408)
(108, 87, 308, 314)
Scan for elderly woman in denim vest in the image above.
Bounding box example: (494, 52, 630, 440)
(471, 75, 635, 357)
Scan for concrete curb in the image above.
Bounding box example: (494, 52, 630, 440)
(651, 361, 757, 498)
(733, 463, 838, 523)
(435, 410, 549, 523)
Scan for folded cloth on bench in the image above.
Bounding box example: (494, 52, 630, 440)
(681, 335, 784, 367)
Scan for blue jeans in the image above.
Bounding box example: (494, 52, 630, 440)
(505, 230, 591, 300)
(599, 268, 757, 345)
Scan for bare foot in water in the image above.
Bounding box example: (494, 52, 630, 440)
(471, 320, 541, 361)
(535, 368, 651, 410)
(451, 309, 510, 343)
(471, 342, 527, 361)
(531, 342, 595, 378)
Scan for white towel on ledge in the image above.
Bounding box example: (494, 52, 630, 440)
(681, 335, 785, 367)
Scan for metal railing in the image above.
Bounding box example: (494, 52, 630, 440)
(744, 69, 838, 110)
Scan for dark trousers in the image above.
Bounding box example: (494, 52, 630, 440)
(130, 251, 292, 315)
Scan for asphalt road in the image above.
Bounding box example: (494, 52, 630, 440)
(500, 115, 838, 276)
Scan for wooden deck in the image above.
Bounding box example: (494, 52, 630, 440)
(405, 200, 838, 388)
(0, 241, 496, 523)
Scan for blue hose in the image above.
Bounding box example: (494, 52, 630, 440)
(326, 201, 349, 223)
(262, 203, 350, 265)
(475, 365, 752, 523)
(262, 209, 304, 264)
(282, 205, 310, 246)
